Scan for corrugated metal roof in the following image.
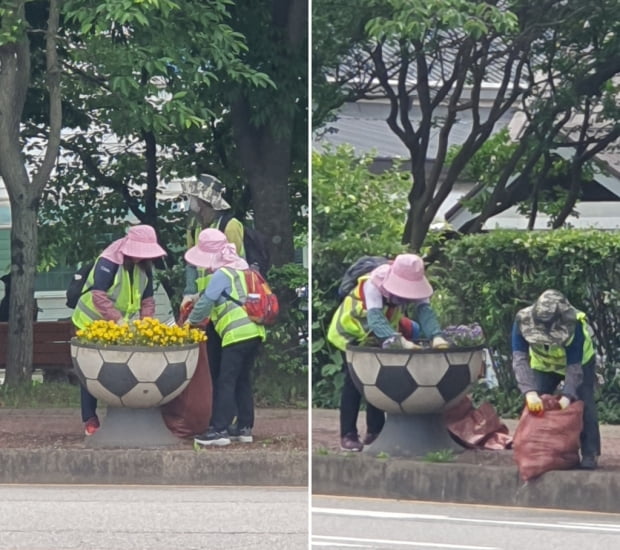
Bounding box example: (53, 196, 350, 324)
(314, 102, 515, 160)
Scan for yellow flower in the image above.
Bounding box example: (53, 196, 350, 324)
(76, 317, 205, 347)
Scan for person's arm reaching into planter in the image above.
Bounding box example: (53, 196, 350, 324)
(140, 270, 156, 318)
(90, 258, 123, 322)
(187, 270, 232, 326)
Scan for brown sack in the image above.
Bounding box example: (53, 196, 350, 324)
(443, 396, 512, 450)
(513, 394, 583, 481)
(161, 341, 212, 439)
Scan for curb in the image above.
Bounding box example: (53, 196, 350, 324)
(0, 449, 308, 487)
(312, 454, 620, 514)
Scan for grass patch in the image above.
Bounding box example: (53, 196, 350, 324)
(423, 449, 456, 463)
(0, 380, 80, 408)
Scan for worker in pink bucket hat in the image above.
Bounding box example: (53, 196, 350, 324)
(328, 253, 449, 452)
(71, 225, 167, 436)
(185, 228, 265, 447)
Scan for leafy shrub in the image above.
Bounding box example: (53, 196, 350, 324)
(312, 146, 410, 407)
(254, 262, 308, 406)
(432, 229, 620, 396)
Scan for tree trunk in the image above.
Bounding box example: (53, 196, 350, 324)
(0, 0, 62, 386)
(4, 195, 38, 385)
(231, 100, 296, 267)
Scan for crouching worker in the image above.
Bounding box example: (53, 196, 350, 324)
(185, 229, 265, 447)
(512, 289, 601, 469)
(72, 225, 168, 436)
(327, 253, 449, 452)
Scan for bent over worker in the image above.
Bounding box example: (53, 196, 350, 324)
(327, 253, 449, 452)
(511, 289, 601, 470)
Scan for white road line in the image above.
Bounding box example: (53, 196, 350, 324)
(312, 507, 620, 533)
(312, 535, 499, 549)
(312, 541, 376, 548)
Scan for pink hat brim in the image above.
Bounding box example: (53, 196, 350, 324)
(120, 240, 167, 259)
(184, 247, 219, 270)
(184, 247, 249, 271)
(382, 271, 433, 300)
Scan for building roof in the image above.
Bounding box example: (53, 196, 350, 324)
(314, 99, 516, 161)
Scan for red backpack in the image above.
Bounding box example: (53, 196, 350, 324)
(225, 268, 279, 325)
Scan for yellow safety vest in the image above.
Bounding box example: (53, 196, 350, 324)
(210, 267, 265, 347)
(529, 312, 595, 375)
(327, 275, 402, 351)
(72, 259, 148, 330)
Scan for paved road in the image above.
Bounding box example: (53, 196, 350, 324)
(0, 485, 308, 549)
(312, 495, 620, 549)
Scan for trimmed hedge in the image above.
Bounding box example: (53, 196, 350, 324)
(432, 229, 620, 393)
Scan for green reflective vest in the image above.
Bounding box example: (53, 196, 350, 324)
(211, 267, 265, 346)
(327, 275, 402, 351)
(529, 312, 595, 374)
(71, 259, 148, 330)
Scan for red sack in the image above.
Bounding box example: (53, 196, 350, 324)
(513, 394, 583, 481)
(443, 396, 512, 450)
(161, 341, 212, 439)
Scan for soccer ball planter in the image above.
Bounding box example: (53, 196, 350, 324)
(71, 319, 205, 448)
(71, 341, 200, 408)
(346, 344, 485, 457)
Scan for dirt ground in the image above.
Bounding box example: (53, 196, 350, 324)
(0, 407, 308, 453)
(311, 408, 620, 470)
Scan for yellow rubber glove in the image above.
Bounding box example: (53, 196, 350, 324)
(525, 391, 543, 414)
(558, 396, 571, 410)
(432, 335, 450, 349)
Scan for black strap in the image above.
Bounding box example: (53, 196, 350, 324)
(222, 290, 244, 307)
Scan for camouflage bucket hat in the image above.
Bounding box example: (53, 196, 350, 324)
(182, 174, 230, 211)
(517, 289, 577, 346)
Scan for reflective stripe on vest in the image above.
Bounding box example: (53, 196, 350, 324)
(71, 261, 148, 330)
(327, 275, 401, 351)
(529, 313, 595, 375)
(211, 267, 265, 346)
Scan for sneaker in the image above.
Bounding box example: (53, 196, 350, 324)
(340, 432, 363, 452)
(84, 416, 100, 436)
(229, 425, 253, 443)
(194, 428, 231, 447)
(580, 455, 598, 470)
(363, 432, 379, 446)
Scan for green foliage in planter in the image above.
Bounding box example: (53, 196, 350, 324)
(254, 262, 308, 407)
(312, 146, 410, 407)
(431, 229, 620, 400)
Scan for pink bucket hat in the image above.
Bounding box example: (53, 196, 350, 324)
(119, 225, 167, 259)
(185, 228, 249, 271)
(369, 263, 391, 289)
(381, 254, 433, 300)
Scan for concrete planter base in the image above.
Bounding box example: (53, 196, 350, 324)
(86, 407, 179, 449)
(365, 413, 462, 458)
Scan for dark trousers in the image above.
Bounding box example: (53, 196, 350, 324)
(340, 353, 385, 437)
(205, 322, 222, 383)
(533, 359, 601, 457)
(210, 337, 261, 432)
(80, 385, 97, 422)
